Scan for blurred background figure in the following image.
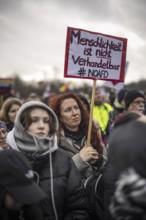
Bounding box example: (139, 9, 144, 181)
(0, 120, 9, 150)
(103, 116, 146, 220)
(109, 90, 116, 107)
(44, 92, 57, 106)
(109, 88, 127, 125)
(0, 97, 22, 131)
(107, 88, 128, 138)
(124, 90, 145, 114)
(93, 89, 113, 140)
(113, 111, 142, 129)
(27, 93, 42, 102)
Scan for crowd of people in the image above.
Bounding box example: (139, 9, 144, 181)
(0, 86, 146, 220)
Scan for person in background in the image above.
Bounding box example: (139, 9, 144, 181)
(27, 93, 42, 102)
(0, 97, 22, 131)
(108, 120, 146, 220)
(107, 88, 128, 137)
(113, 111, 142, 129)
(77, 93, 91, 112)
(43, 92, 57, 106)
(6, 100, 91, 220)
(109, 90, 116, 107)
(124, 89, 145, 113)
(103, 112, 146, 220)
(0, 149, 46, 220)
(0, 120, 9, 150)
(109, 89, 127, 125)
(50, 92, 107, 183)
(93, 89, 113, 139)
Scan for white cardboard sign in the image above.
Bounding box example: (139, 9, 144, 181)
(64, 27, 127, 82)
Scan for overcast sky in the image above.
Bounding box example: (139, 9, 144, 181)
(0, 0, 146, 86)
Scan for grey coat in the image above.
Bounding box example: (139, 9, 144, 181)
(60, 130, 107, 183)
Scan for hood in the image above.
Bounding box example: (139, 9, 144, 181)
(7, 101, 58, 157)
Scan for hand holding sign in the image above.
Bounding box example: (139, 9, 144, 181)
(79, 145, 99, 162)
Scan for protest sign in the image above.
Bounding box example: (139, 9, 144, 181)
(64, 27, 127, 82)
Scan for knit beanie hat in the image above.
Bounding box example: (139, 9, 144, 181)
(117, 89, 128, 104)
(124, 90, 145, 110)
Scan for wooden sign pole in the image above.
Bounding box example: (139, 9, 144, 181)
(87, 79, 96, 146)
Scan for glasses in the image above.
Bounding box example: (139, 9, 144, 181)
(132, 100, 145, 105)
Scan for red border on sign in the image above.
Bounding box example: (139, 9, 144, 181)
(64, 27, 127, 82)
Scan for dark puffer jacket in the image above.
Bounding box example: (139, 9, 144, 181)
(31, 148, 91, 220)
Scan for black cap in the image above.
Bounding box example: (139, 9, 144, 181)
(0, 150, 46, 204)
(124, 90, 145, 110)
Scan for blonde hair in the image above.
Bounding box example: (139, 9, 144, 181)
(0, 98, 22, 123)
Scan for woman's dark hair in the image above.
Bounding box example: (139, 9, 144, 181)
(77, 94, 90, 112)
(20, 107, 56, 136)
(50, 92, 103, 153)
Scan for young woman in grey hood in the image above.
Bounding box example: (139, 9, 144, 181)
(6, 101, 91, 220)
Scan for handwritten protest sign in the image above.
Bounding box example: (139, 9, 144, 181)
(64, 27, 127, 82)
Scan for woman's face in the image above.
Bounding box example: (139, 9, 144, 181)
(27, 108, 50, 137)
(8, 104, 21, 123)
(60, 98, 81, 131)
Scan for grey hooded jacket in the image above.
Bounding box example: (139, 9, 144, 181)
(6, 101, 91, 220)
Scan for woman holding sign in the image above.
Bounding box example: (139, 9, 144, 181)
(50, 92, 107, 182)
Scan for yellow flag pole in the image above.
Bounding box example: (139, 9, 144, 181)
(87, 79, 97, 146)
